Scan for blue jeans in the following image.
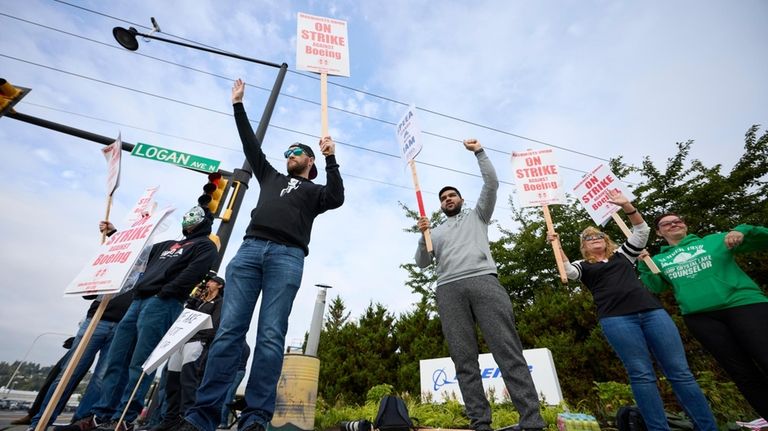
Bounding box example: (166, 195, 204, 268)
(186, 239, 304, 431)
(600, 309, 717, 431)
(219, 369, 246, 427)
(91, 296, 184, 424)
(30, 318, 118, 427)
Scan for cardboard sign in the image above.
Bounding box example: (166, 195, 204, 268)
(296, 12, 350, 77)
(511, 149, 566, 207)
(142, 309, 212, 374)
(102, 135, 122, 196)
(396, 104, 422, 164)
(65, 205, 174, 296)
(126, 186, 159, 224)
(419, 348, 563, 405)
(573, 164, 635, 225)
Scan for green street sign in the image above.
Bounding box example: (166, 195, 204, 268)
(131, 142, 220, 173)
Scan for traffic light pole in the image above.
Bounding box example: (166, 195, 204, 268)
(212, 62, 288, 270)
(5, 111, 233, 175)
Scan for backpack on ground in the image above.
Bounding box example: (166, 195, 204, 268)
(374, 395, 414, 431)
(616, 406, 647, 431)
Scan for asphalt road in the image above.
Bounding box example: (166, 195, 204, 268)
(0, 410, 74, 431)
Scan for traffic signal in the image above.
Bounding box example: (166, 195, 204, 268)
(199, 172, 230, 218)
(0, 79, 31, 118)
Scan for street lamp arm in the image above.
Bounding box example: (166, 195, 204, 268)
(113, 27, 285, 69)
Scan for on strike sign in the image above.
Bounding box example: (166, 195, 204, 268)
(511, 149, 565, 207)
(296, 12, 350, 77)
(65, 205, 174, 296)
(573, 164, 635, 225)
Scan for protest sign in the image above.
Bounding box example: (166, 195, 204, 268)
(511, 148, 567, 282)
(100, 135, 122, 243)
(296, 12, 351, 137)
(396, 104, 422, 164)
(395, 105, 432, 252)
(103, 135, 122, 196)
(573, 164, 635, 225)
(142, 309, 213, 374)
(65, 205, 174, 296)
(511, 148, 566, 207)
(296, 12, 350, 77)
(573, 164, 659, 273)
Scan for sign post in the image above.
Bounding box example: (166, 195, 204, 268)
(572, 164, 660, 273)
(511, 149, 567, 283)
(296, 12, 350, 137)
(395, 105, 432, 252)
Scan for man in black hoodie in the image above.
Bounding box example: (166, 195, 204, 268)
(61, 206, 218, 431)
(179, 79, 344, 431)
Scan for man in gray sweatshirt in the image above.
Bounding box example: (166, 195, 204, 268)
(415, 139, 544, 431)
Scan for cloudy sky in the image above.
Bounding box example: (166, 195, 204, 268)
(1, 1, 766, 369)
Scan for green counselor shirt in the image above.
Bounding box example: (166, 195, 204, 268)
(638, 224, 768, 315)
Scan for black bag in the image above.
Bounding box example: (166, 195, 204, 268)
(616, 406, 647, 431)
(374, 396, 414, 431)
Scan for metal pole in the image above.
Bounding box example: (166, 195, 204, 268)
(5, 112, 232, 176)
(7, 112, 136, 151)
(125, 29, 283, 69)
(305, 284, 332, 357)
(212, 62, 288, 270)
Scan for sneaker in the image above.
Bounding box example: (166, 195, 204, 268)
(12, 414, 33, 425)
(172, 420, 201, 431)
(240, 422, 265, 431)
(55, 416, 99, 431)
(149, 417, 181, 431)
(116, 422, 135, 431)
(94, 420, 117, 431)
(95, 421, 135, 431)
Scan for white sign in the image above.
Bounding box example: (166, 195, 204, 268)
(64, 205, 174, 296)
(573, 164, 636, 225)
(296, 12, 350, 77)
(102, 135, 122, 196)
(419, 348, 563, 405)
(511, 149, 565, 207)
(126, 186, 159, 224)
(395, 104, 422, 164)
(142, 309, 212, 374)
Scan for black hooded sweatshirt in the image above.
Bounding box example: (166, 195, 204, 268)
(233, 103, 344, 256)
(133, 219, 218, 302)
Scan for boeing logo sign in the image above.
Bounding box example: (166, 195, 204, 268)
(432, 365, 535, 391)
(431, 368, 456, 391)
(420, 348, 563, 405)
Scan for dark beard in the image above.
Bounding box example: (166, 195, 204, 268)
(442, 203, 462, 217)
(287, 159, 308, 176)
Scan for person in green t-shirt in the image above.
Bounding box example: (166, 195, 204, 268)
(638, 213, 768, 418)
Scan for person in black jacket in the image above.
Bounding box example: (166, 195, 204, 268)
(60, 206, 218, 431)
(152, 276, 225, 431)
(178, 78, 344, 431)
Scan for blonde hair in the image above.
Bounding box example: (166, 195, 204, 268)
(579, 226, 619, 263)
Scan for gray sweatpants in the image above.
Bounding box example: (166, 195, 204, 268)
(436, 274, 545, 430)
